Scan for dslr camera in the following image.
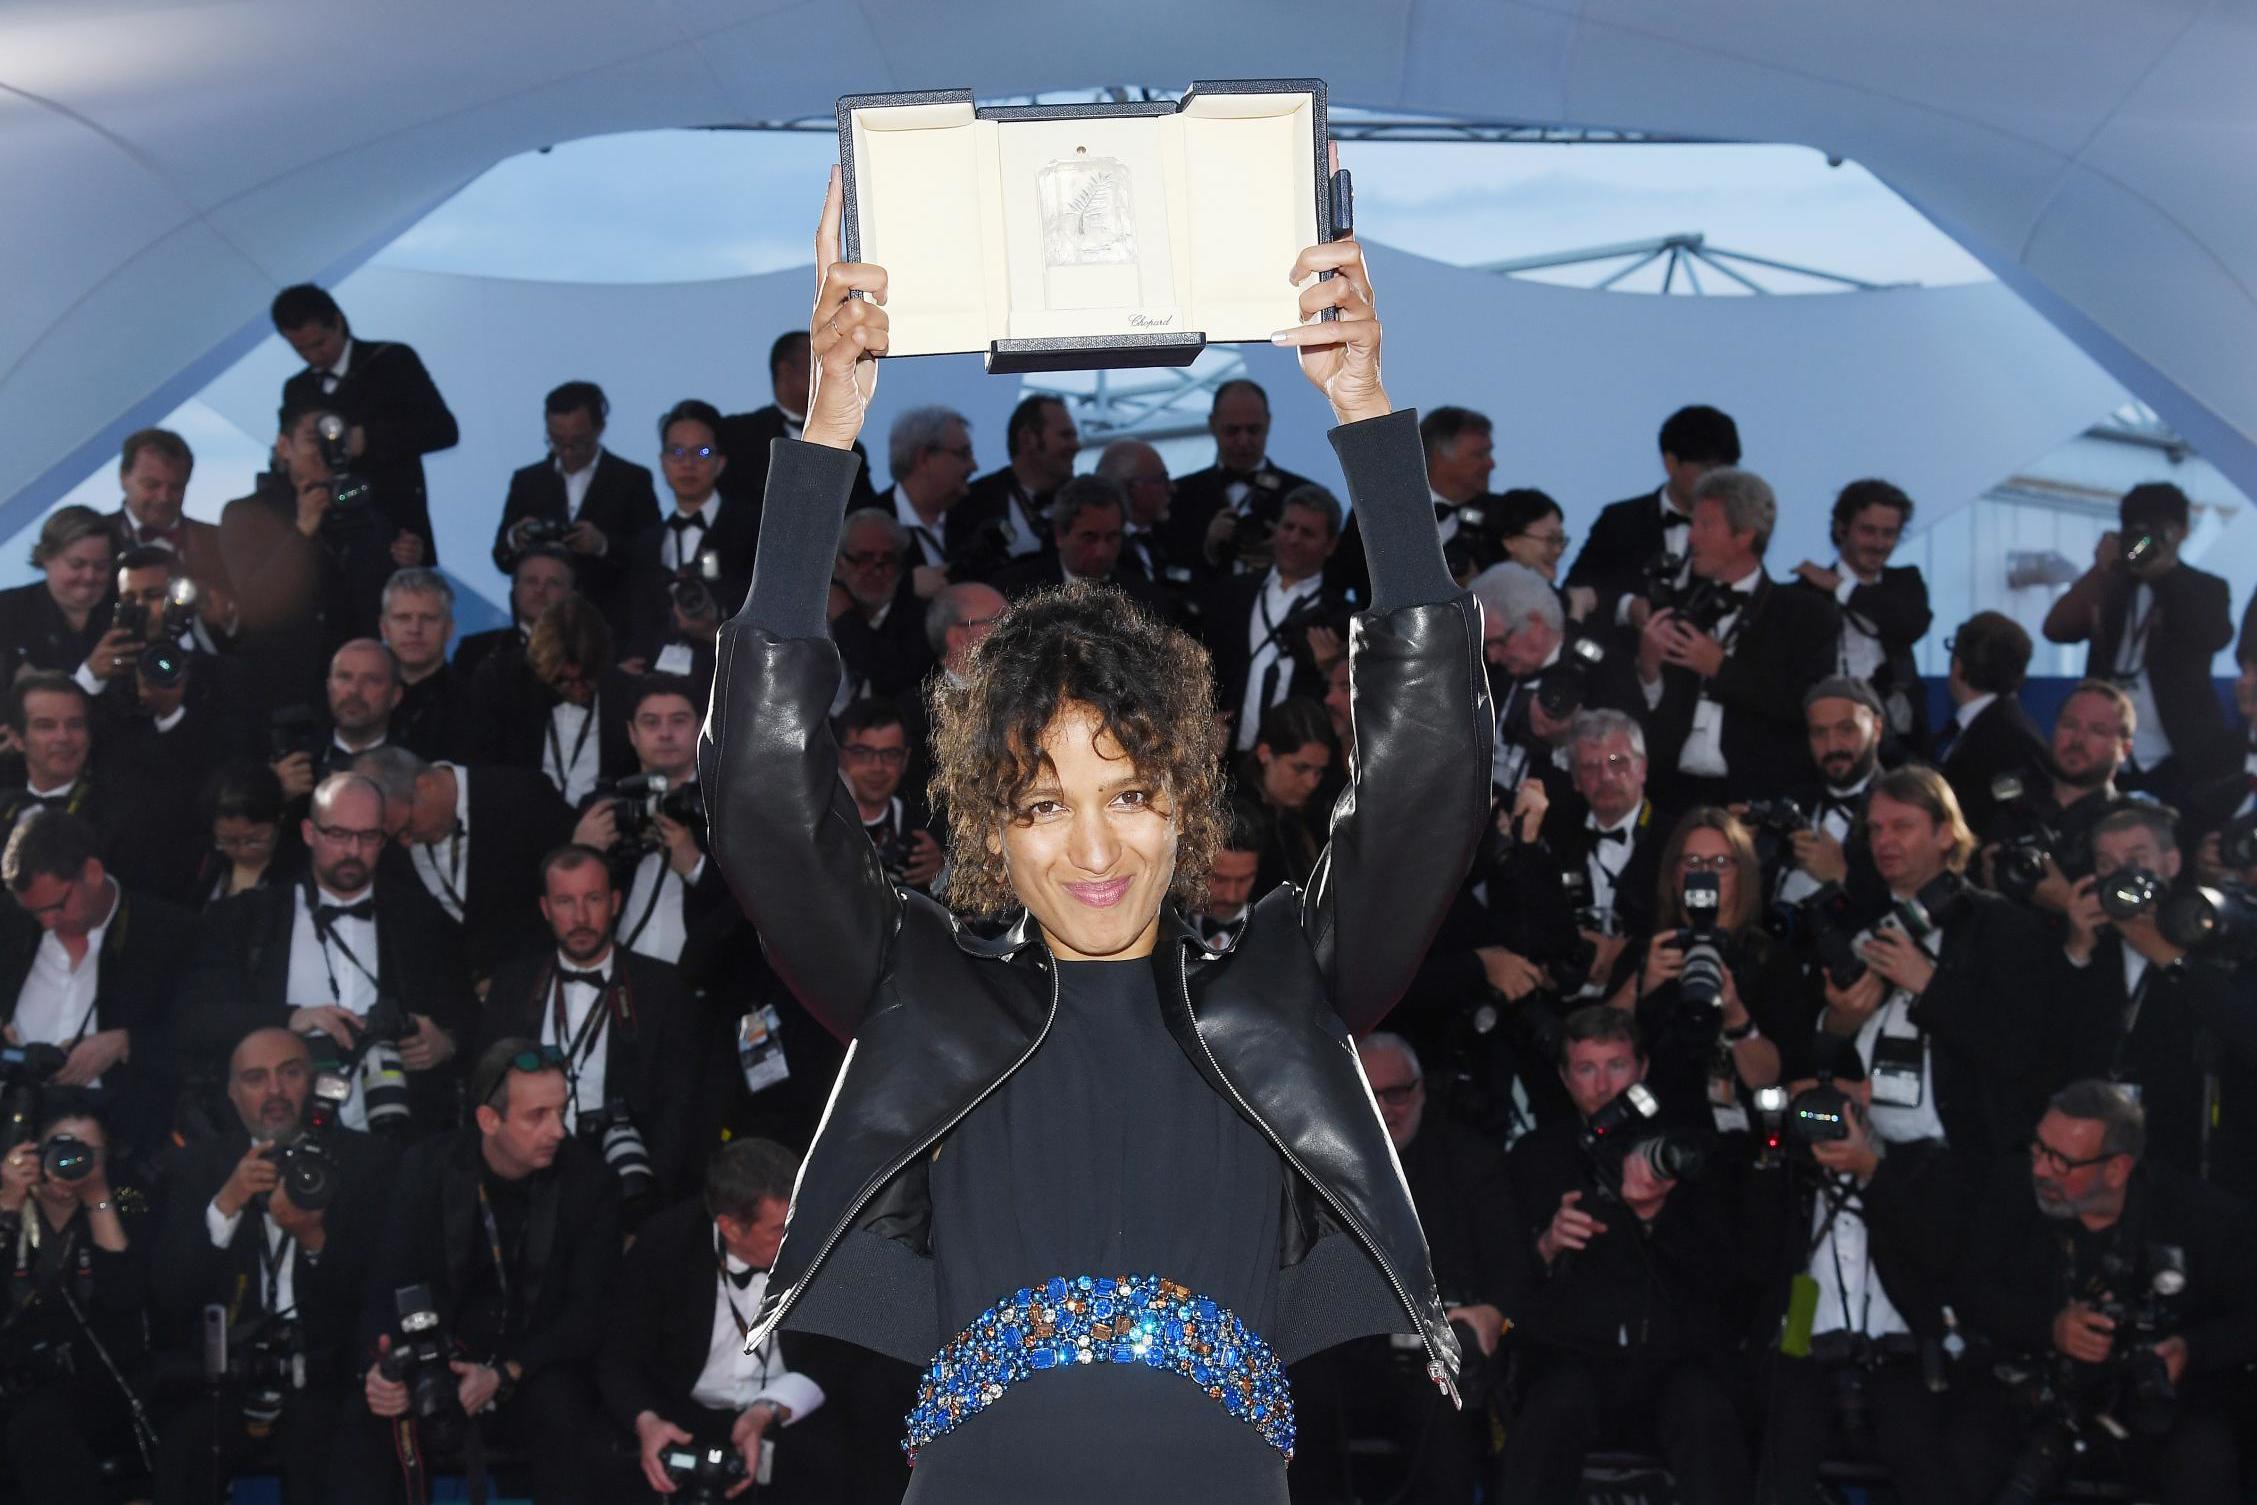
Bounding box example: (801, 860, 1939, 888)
(307, 996, 415, 1135)
(381, 1284, 464, 1438)
(1645, 564, 1737, 636)
(576, 1097, 654, 1201)
(114, 575, 202, 690)
(0, 1042, 67, 1154)
(2157, 881, 2257, 962)
(661, 1443, 755, 1505)
(1534, 636, 1607, 721)
(222, 1311, 308, 1436)
(1580, 1081, 1707, 1188)
(594, 773, 708, 855)
(671, 548, 727, 623)
(1739, 796, 1809, 875)
(503, 514, 573, 567)
(1671, 869, 1730, 1032)
(313, 414, 374, 512)
(266, 704, 327, 767)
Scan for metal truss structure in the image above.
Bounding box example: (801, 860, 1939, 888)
(1477, 232, 1904, 294)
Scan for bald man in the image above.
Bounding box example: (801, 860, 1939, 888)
(321, 637, 403, 774)
(151, 1023, 400, 1504)
(183, 773, 474, 1127)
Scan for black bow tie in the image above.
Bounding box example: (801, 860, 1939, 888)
(315, 900, 374, 926)
(727, 1262, 759, 1290)
(1661, 511, 1690, 531)
(1591, 825, 1629, 847)
(559, 969, 608, 990)
(666, 513, 708, 536)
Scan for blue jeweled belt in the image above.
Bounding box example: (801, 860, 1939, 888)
(903, 1274, 1294, 1464)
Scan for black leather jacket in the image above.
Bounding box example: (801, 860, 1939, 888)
(701, 419, 1493, 1401)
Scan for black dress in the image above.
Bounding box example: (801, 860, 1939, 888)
(905, 958, 1291, 1503)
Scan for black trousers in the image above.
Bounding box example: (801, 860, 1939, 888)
(1756, 1353, 1966, 1505)
(331, 1366, 608, 1505)
(1496, 1346, 1749, 1505)
(153, 1381, 343, 1505)
(1945, 1372, 2245, 1505)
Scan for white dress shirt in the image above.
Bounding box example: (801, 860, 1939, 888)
(1237, 569, 1324, 750)
(888, 486, 947, 568)
(1583, 806, 1641, 921)
(693, 1259, 826, 1419)
(204, 1200, 302, 1318)
(560, 452, 600, 518)
(622, 843, 704, 967)
(2114, 583, 2173, 767)
(1651, 564, 1764, 777)
(540, 948, 614, 1130)
(544, 696, 603, 805)
(285, 881, 381, 1130)
(1430, 489, 1463, 548)
(1777, 774, 1873, 907)
(15, 879, 121, 1087)
(1832, 564, 1887, 683)
(317, 339, 354, 393)
(409, 763, 472, 923)
(662, 495, 723, 573)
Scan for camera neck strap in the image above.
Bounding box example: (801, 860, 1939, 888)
(617, 853, 676, 952)
(548, 963, 631, 1100)
(306, 881, 381, 999)
(545, 699, 599, 789)
(713, 1226, 761, 1350)
(2115, 583, 2158, 677)
(476, 1178, 514, 1337)
(1811, 1175, 1876, 1338)
(255, 1218, 295, 1318)
(415, 820, 466, 916)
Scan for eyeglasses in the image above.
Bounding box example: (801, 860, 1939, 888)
(932, 444, 975, 464)
(842, 744, 908, 767)
(1371, 1081, 1422, 1107)
(1678, 853, 1734, 873)
(213, 830, 277, 854)
(483, 1044, 566, 1107)
(1518, 531, 1572, 551)
(312, 824, 386, 851)
(839, 549, 898, 569)
(2028, 1137, 2117, 1176)
(663, 445, 716, 462)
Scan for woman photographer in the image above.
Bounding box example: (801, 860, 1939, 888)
(1605, 808, 1798, 1122)
(0, 1106, 151, 1505)
(703, 166, 1491, 1502)
(1239, 696, 1338, 894)
(199, 759, 292, 903)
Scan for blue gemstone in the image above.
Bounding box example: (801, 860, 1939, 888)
(1091, 1297, 1114, 1320)
(1002, 1324, 1023, 1349)
(1163, 1319, 1184, 1343)
(1076, 1275, 1094, 1291)
(1108, 1343, 1136, 1363)
(1195, 1298, 1219, 1323)
(1028, 1348, 1058, 1371)
(1225, 1390, 1246, 1415)
(1015, 1288, 1033, 1308)
(1045, 1277, 1069, 1303)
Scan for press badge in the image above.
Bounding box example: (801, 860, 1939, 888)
(738, 1006, 790, 1095)
(1869, 1031, 1926, 1110)
(654, 643, 696, 678)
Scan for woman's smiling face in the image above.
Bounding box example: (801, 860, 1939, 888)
(991, 702, 1179, 962)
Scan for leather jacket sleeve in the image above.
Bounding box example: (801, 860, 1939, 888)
(701, 439, 898, 1044)
(1300, 415, 1493, 1036)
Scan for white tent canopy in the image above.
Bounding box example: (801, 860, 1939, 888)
(5, 0, 2253, 545)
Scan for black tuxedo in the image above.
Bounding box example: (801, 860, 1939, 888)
(1538, 795, 1670, 941)
(0, 580, 105, 682)
(714, 404, 877, 515)
(106, 507, 229, 597)
(1639, 573, 1839, 802)
(1565, 486, 1684, 627)
(392, 662, 470, 763)
(180, 874, 474, 1099)
(0, 773, 130, 868)
(830, 578, 936, 704)
(626, 498, 762, 661)
(945, 466, 1054, 580)
(0, 885, 193, 1151)
(451, 624, 524, 687)
(472, 948, 705, 1209)
(491, 450, 660, 634)
(465, 656, 637, 789)
(280, 337, 458, 562)
(1784, 563, 1934, 750)
(1198, 571, 1344, 740)
(2076, 563, 2236, 784)
(90, 671, 256, 904)
(1158, 456, 1321, 586)
(1936, 694, 2049, 838)
(391, 764, 576, 982)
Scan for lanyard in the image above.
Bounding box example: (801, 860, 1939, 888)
(308, 886, 380, 1000)
(714, 1228, 758, 1346)
(548, 967, 616, 1105)
(477, 1180, 513, 1338)
(2117, 586, 2158, 677)
(257, 1220, 296, 1317)
(415, 822, 466, 916)
(618, 854, 676, 951)
(545, 701, 598, 791)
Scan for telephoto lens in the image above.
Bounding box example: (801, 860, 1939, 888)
(40, 1133, 95, 1183)
(1629, 1134, 1706, 1182)
(359, 1044, 413, 1133)
(1678, 939, 1728, 1019)
(579, 1099, 654, 1201)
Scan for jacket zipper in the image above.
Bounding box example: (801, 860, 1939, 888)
(749, 940, 1064, 1350)
(1175, 946, 1462, 1409)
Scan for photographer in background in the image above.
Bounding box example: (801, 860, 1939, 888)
(357, 744, 573, 987)
(340, 1040, 619, 1505)
(601, 1138, 837, 1503)
(1196, 800, 1268, 952)
(625, 400, 756, 671)
(472, 846, 702, 1220)
(1202, 484, 1347, 754)
(0, 673, 127, 853)
(834, 700, 941, 892)
(1952, 1083, 2254, 1505)
(2044, 482, 2237, 812)
(1095, 438, 1185, 592)
(1605, 808, 1792, 1124)
(182, 773, 470, 1130)
(471, 595, 636, 802)
(379, 568, 471, 762)
(1772, 676, 1888, 910)
(877, 406, 975, 593)
(1818, 766, 2066, 1164)
(3, 806, 193, 1166)
(1935, 610, 2051, 836)
(1471, 560, 1593, 802)
(1333, 404, 1496, 603)
(830, 509, 940, 704)
(456, 544, 575, 685)
(1636, 467, 1840, 807)
(493, 381, 660, 637)
(0, 1105, 153, 1505)
(149, 1026, 396, 1505)
(950, 394, 1076, 579)
(992, 474, 1174, 619)
(106, 427, 233, 637)
(1788, 479, 1932, 754)
(2061, 804, 2257, 1184)
(1500, 1008, 1751, 1505)
(1981, 679, 2135, 910)
(1161, 378, 1317, 584)
(716, 329, 879, 514)
(272, 283, 456, 566)
(1240, 697, 1338, 896)
(1567, 403, 1742, 636)
(199, 760, 291, 906)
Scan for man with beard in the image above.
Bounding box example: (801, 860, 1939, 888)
(1774, 676, 1889, 909)
(828, 511, 935, 704)
(1951, 1083, 2255, 1505)
(1787, 480, 1932, 753)
(316, 639, 401, 776)
(1980, 680, 2136, 911)
(183, 773, 471, 1129)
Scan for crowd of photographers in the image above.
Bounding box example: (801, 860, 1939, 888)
(1, 280, 2255, 1504)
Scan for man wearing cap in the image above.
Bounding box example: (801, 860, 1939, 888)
(1774, 676, 1891, 910)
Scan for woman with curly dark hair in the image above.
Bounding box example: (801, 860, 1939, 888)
(702, 166, 1492, 1502)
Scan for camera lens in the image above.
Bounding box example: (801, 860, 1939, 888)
(2099, 867, 2162, 921)
(40, 1133, 94, 1183)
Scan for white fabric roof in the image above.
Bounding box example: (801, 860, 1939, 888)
(5, 0, 2253, 536)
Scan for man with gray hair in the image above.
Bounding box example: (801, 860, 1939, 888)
(1470, 561, 1576, 796)
(1556, 707, 1664, 946)
(882, 405, 976, 587)
(1094, 438, 1178, 585)
(379, 566, 467, 760)
(1634, 466, 1840, 805)
(832, 508, 935, 703)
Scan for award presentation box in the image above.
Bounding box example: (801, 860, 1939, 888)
(835, 79, 1349, 374)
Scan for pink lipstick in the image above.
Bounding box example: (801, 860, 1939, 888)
(1063, 877, 1132, 908)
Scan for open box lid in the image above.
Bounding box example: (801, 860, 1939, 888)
(836, 79, 1339, 373)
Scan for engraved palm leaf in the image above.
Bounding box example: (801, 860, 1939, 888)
(1067, 174, 1116, 236)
